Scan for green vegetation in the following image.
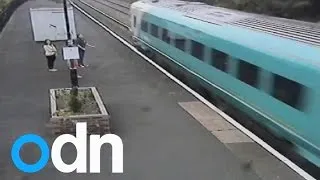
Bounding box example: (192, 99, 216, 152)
(55, 88, 100, 116)
(0, 0, 12, 13)
(68, 88, 82, 113)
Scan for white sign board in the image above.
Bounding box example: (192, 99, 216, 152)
(63, 47, 79, 60)
(30, 7, 77, 41)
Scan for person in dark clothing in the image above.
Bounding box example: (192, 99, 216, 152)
(75, 34, 94, 67)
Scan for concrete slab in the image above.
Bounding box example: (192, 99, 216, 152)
(212, 130, 253, 143)
(179, 101, 236, 131)
(179, 101, 225, 120)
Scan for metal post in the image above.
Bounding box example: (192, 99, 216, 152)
(63, 0, 71, 40)
(63, 0, 78, 88)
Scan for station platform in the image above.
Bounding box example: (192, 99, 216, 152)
(0, 0, 307, 179)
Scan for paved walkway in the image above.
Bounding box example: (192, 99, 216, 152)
(0, 0, 304, 180)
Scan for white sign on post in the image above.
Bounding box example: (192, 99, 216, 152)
(63, 47, 79, 60)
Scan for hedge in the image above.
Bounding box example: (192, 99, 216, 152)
(0, 0, 28, 33)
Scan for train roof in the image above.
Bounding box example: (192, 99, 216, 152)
(133, 0, 320, 69)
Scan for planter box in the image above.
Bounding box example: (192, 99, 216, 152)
(48, 87, 110, 135)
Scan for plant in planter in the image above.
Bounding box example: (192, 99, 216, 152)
(48, 87, 110, 135)
(68, 87, 82, 113)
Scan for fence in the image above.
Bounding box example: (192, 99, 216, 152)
(0, 0, 27, 33)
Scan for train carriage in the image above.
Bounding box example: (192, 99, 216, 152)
(130, 0, 320, 167)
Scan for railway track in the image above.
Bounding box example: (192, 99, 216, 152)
(68, 1, 319, 179)
(90, 0, 130, 15)
(77, 0, 320, 46)
(230, 18, 320, 46)
(103, 0, 130, 10)
(78, 0, 130, 29)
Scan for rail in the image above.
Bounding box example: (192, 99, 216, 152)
(91, 0, 129, 15)
(103, 0, 130, 10)
(77, 0, 130, 29)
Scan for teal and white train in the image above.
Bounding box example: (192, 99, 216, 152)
(130, 0, 320, 167)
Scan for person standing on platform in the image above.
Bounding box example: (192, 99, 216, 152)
(43, 39, 58, 72)
(75, 33, 95, 67)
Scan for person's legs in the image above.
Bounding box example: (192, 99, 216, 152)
(52, 55, 57, 69)
(52, 55, 56, 66)
(78, 49, 85, 66)
(47, 56, 53, 69)
(47, 55, 57, 71)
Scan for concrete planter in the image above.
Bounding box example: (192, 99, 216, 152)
(48, 87, 110, 135)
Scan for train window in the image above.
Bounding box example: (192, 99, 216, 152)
(141, 20, 148, 32)
(212, 49, 228, 72)
(272, 74, 304, 110)
(175, 39, 185, 51)
(191, 40, 204, 60)
(162, 28, 170, 44)
(151, 24, 158, 38)
(237, 60, 259, 88)
(175, 34, 185, 51)
(133, 16, 136, 27)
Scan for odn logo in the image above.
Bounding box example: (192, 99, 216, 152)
(11, 123, 123, 173)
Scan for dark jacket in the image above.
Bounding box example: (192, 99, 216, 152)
(74, 37, 86, 50)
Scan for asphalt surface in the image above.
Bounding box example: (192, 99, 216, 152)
(0, 0, 306, 180)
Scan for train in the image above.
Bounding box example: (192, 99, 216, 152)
(129, 0, 320, 167)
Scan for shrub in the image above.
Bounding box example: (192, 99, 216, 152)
(0, 0, 12, 13)
(68, 88, 82, 113)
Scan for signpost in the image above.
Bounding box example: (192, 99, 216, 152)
(63, 47, 79, 60)
(62, 46, 80, 87)
(63, 0, 78, 88)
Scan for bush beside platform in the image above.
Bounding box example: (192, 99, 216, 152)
(48, 87, 111, 135)
(0, 0, 27, 33)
